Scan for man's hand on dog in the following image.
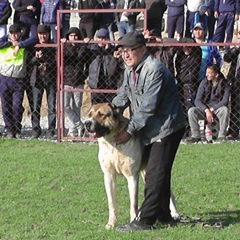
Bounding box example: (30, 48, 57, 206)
(114, 131, 132, 144)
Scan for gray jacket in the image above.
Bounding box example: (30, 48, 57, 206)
(112, 52, 186, 145)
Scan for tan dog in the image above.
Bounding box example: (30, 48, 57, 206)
(85, 103, 180, 229)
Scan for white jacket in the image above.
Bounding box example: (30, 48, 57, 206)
(187, 0, 205, 12)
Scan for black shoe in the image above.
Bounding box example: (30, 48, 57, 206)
(184, 137, 201, 144)
(214, 137, 225, 144)
(15, 133, 22, 139)
(6, 132, 14, 139)
(46, 130, 55, 139)
(116, 222, 154, 232)
(31, 130, 42, 139)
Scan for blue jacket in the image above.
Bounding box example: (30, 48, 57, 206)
(165, 0, 186, 17)
(112, 52, 186, 145)
(214, 0, 240, 14)
(40, 0, 63, 24)
(206, 40, 222, 67)
(0, 0, 11, 24)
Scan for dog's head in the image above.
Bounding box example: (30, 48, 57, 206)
(84, 103, 126, 138)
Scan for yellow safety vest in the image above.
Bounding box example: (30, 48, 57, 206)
(0, 46, 25, 78)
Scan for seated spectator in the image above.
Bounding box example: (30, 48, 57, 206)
(165, 0, 186, 38)
(0, 23, 36, 139)
(187, 64, 230, 143)
(96, 0, 116, 41)
(0, 0, 12, 38)
(192, 22, 222, 81)
(115, 0, 141, 38)
(40, 0, 63, 43)
(13, 0, 41, 39)
(61, 27, 87, 137)
(30, 24, 57, 139)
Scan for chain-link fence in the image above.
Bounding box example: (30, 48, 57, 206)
(0, 9, 240, 142)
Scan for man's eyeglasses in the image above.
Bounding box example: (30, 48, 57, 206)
(118, 46, 141, 56)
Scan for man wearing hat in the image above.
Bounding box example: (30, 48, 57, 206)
(112, 31, 186, 231)
(0, 23, 36, 138)
(80, 28, 122, 104)
(193, 22, 222, 81)
(30, 24, 57, 139)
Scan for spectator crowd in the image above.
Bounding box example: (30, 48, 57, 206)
(0, 0, 240, 142)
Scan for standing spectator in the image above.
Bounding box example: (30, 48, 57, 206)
(78, 0, 98, 39)
(12, 0, 41, 39)
(188, 64, 230, 143)
(40, 0, 63, 43)
(142, 0, 167, 37)
(0, 0, 12, 38)
(165, 0, 186, 38)
(0, 23, 36, 139)
(185, 0, 205, 38)
(176, 37, 202, 114)
(144, 28, 179, 76)
(206, 0, 216, 40)
(115, 0, 141, 38)
(193, 22, 222, 81)
(175, 37, 202, 138)
(112, 31, 186, 231)
(61, 27, 87, 137)
(223, 43, 240, 140)
(213, 0, 240, 49)
(96, 0, 116, 41)
(62, 0, 77, 38)
(30, 24, 57, 139)
(81, 28, 122, 103)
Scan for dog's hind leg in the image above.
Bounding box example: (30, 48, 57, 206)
(125, 174, 139, 222)
(170, 190, 180, 220)
(103, 172, 118, 230)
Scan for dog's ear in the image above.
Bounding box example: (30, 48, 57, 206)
(108, 103, 120, 119)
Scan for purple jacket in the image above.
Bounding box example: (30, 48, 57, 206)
(214, 0, 240, 14)
(165, 0, 186, 17)
(40, 0, 63, 24)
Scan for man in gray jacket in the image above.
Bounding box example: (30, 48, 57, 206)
(112, 31, 186, 231)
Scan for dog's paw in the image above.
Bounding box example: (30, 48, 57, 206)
(105, 223, 115, 230)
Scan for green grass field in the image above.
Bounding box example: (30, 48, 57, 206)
(0, 139, 240, 239)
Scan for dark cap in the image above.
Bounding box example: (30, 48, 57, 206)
(178, 37, 195, 43)
(65, 27, 81, 40)
(96, 28, 109, 38)
(37, 24, 50, 33)
(149, 29, 161, 38)
(9, 24, 22, 33)
(193, 22, 205, 30)
(117, 31, 146, 49)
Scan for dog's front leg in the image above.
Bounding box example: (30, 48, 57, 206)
(170, 189, 180, 220)
(126, 174, 139, 221)
(103, 172, 117, 230)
